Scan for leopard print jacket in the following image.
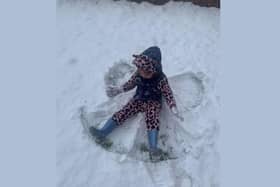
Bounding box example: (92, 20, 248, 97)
(121, 71, 177, 109)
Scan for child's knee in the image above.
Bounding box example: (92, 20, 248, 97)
(146, 118, 160, 131)
(112, 108, 135, 125)
(112, 113, 124, 125)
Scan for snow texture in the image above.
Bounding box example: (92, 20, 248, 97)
(57, 0, 220, 187)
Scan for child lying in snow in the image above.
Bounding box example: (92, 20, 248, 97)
(90, 46, 183, 161)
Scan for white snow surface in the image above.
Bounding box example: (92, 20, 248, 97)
(57, 0, 220, 187)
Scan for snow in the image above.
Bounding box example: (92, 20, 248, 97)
(56, 0, 220, 187)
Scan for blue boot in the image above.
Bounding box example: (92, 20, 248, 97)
(99, 118, 118, 137)
(148, 129, 159, 151)
(90, 117, 117, 138)
(148, 129, 161, 162)
(148, 129, 169, 162)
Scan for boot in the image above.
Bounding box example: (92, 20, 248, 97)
(148, 129, 161, 162)
(148, 129, 158, 151)
(148, 129, 169, 162)
(89, 117, 117, 148)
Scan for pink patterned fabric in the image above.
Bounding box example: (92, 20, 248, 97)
(122, 72, 177, 109)
(112, 99, 161, 131)
(157, 76, 177, 108)
(114, 72, 177, 130)
(122, 72, 138, 92)
(132, 54, 158, 73)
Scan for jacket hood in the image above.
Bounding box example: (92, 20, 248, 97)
(132, 46, 162, 73)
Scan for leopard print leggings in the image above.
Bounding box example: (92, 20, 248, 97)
(112, 99, 161, 131)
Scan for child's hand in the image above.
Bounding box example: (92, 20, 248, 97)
(106, 85, 123, 97)
(171, 106, 184, 122)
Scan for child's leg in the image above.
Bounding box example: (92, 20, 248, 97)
(145, 100, 161, 131)
(112, 99, 143, 126)
(145, 101, 164, 161)
(148, 129, 158, 150)
(89, 117, 117, 139)
(145, 100, 161, 150)
(90, 99, 143, 140)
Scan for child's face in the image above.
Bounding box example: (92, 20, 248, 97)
(138, 69, 154, 79)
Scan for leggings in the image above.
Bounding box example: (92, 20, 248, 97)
(112, 99, 161, 131)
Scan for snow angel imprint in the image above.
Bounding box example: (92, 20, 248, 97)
(90, 46, 184, 162)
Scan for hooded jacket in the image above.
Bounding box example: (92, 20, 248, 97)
(122, 46, 176, 109)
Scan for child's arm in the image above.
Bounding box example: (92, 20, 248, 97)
(121, 71, 138, 92)
(106, 71, 138, 97)
(158, 76, 177, 109)
(158, 76, 184, 121)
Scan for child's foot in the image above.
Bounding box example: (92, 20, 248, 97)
(95, 137, 113, 149)
(149, 148, 169, 162)
(89, 126, 103, 138)
(140, 143, 150, 152)
(89, 126, 113, 149)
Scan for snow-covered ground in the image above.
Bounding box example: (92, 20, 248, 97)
(56, 0, 220, 186)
